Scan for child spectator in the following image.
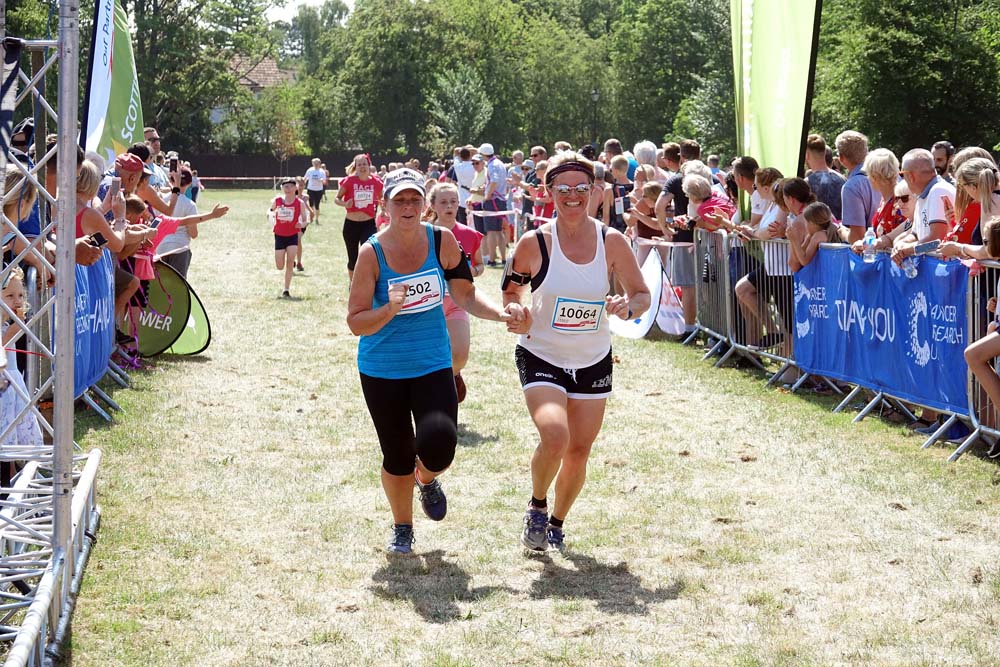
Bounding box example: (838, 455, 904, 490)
(797, 202, 841, 266)
(0, 267, 43, 450)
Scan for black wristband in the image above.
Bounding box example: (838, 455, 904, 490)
(171, 187, 181, 195)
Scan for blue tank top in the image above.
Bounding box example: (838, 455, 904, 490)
(357, 224, 452, 379)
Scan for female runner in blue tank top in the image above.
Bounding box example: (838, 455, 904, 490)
(502, 152, 651, 552)
(347, 168, 530, 554)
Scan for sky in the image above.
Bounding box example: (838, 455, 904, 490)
(266, 0, 354, 23)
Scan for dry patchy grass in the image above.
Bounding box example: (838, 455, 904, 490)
(68, 190, 1000, 667)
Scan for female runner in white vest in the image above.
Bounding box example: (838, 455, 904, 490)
(502, 152, 651, 552)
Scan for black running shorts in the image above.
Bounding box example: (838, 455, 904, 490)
(514, 345, 613, 399)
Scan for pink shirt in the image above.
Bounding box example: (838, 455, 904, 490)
(134, 216, 182, 280)
(446, 222, 483, 266)
(339, 175, 384, 218)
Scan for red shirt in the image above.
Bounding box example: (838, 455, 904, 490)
(447, 221, 483, 267)
(872, 197, 906, 237)
(272, 196, 304, 236)
(339, 175, 384, 218)
(948, 201, 980, 244)
(696, 193, 737, 229)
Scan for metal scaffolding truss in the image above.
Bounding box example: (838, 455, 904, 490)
(1, 4, 103, 665)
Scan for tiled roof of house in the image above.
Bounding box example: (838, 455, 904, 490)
(231, 56, 296, 93)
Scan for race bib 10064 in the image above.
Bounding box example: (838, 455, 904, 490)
(551, 297, 604, 334)
(387, 269, 444, 314)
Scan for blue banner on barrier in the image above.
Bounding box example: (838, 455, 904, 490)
(794, 247, 969, 415)
(73, 251, 115, 399)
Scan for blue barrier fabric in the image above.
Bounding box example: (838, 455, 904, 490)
(794, 247, 969, 415)
(73, 251, 115, 399)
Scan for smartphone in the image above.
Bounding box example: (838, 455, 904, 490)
(88, 232, 108, 248)
(913, 239, 941, 255)
(110, 176, 121, 198)
(150, 217, 161, 229)
(169, 157, 178, 173)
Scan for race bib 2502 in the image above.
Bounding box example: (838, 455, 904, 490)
(550, 297, 604, 333)
(387, 269, 444, 314)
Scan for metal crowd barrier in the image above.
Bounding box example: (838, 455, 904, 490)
(955, 259, 1000, 461)
(693, 229, 734, 360)
(690, 232, 1000, 461)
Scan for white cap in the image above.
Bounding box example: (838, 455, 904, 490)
(477, 143, 495, 156)
(383, 168, 425, 199)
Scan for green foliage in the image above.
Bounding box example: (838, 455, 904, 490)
(94, 0, 1000, 160)
(811, 0, 1000, 154)
(428, 64, 493, 150)
(122, 0, 278, 154)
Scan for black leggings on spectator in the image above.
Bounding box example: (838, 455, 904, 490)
(360, 368, 458, 476)
(343, 219, 377, 271)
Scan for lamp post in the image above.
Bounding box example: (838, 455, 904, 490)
(590, 88, 599, 147)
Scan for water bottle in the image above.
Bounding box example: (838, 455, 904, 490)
(863, 228, 876, 264)
(267, 209, 275, 228)
(902, 256, 918, 279)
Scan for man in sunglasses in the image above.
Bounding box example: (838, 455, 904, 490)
(890, 148, 954, 265)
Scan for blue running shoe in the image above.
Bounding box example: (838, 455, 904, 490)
(416, 477, 447, 521)
(546, 525, 565, 552)
(387, 523, 414, 554)
(521, 507, 548, 551)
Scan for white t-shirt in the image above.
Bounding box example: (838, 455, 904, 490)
(913, 177, 955, 240)
(454, 161, 476, 208)
(304, 168, 326, 191)
(157, 195, 198, 255)
(730, 190, 766, 247)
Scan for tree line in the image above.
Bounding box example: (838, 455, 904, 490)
(4, 0, 1000, 161)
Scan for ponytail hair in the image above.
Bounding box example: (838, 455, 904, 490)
(956, 157, 1000, 218)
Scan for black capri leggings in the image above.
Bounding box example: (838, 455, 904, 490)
(343, 218, 377, 271)
(360, 368, 458, 476)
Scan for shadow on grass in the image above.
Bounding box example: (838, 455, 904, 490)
(457, 424, 500, 448)
(530, 552, 683, 614)
(370, 549, 514, 623)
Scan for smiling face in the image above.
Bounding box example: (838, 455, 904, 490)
(550, 171, 592, 219)
(354, 156, 371, 178)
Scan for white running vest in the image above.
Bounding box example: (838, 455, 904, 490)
(520, 219, 611, 368)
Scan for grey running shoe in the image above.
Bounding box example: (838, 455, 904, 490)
(387, 524, 414, 554)
(521, 507, 548, 551)
(546, 525, 565, 552)
(416, 478, 447, 521)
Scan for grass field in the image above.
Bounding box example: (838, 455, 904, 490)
(68, 189, 1000, 666)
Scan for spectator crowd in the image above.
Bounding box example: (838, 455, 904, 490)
(327, 130, 1000, 444)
